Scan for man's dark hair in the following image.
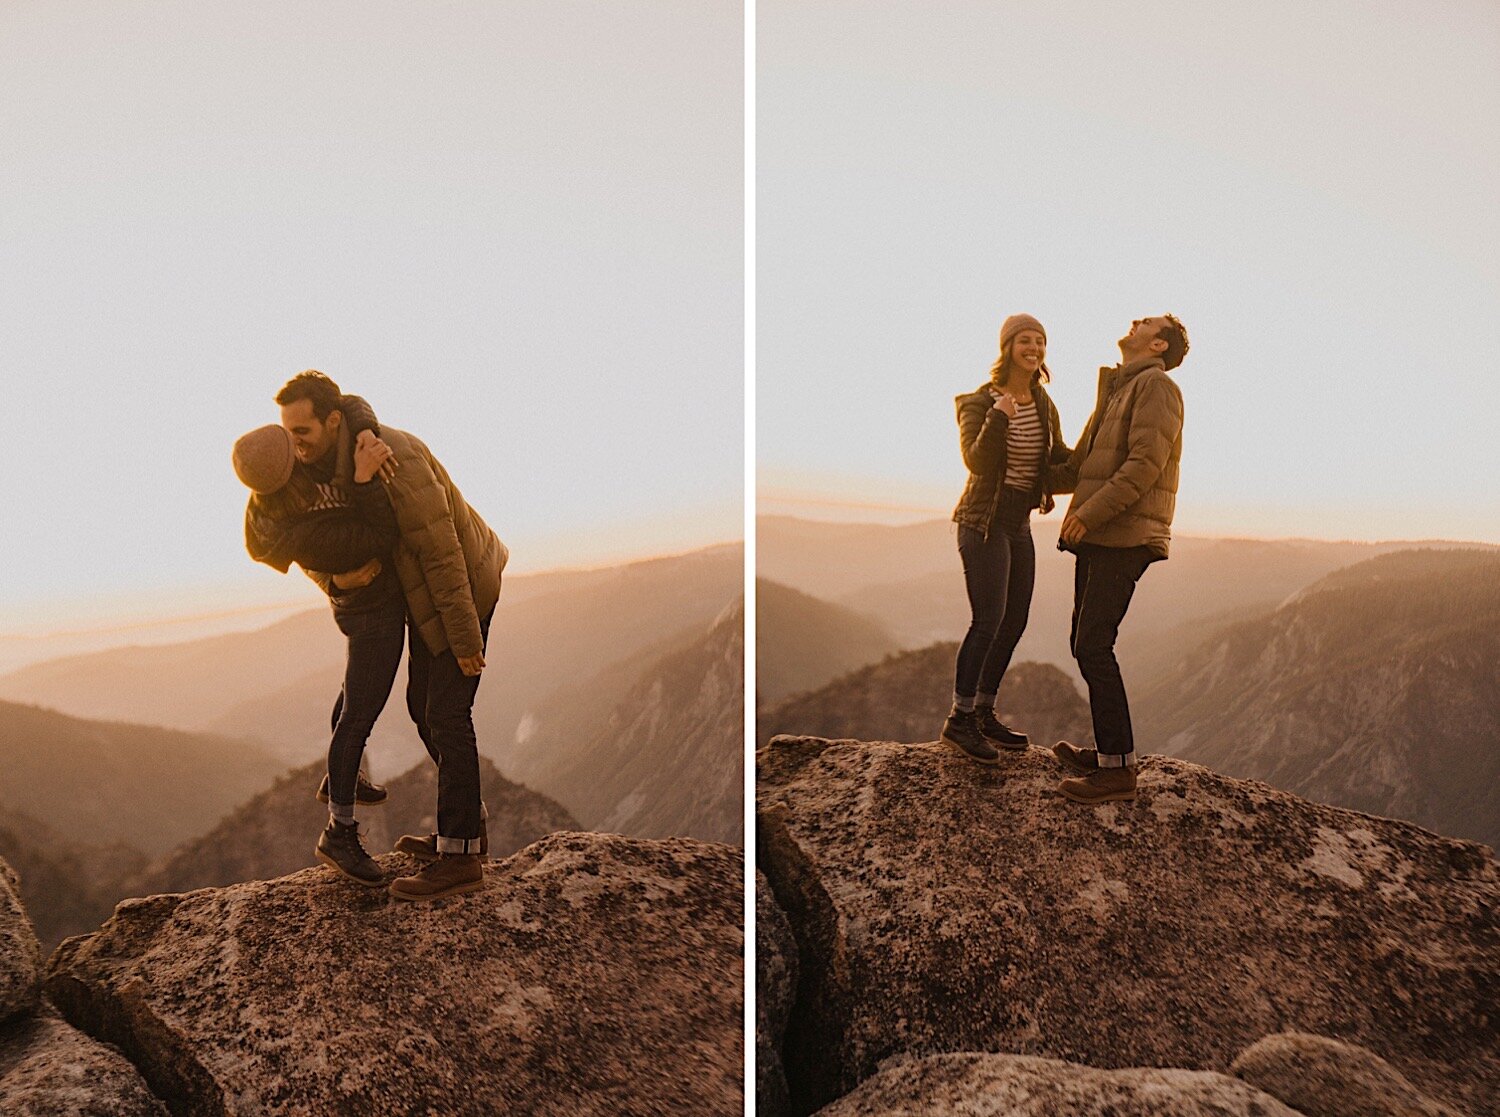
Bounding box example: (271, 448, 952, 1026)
(1158, 315, 1189, 371)
(275, 370, 343, 420)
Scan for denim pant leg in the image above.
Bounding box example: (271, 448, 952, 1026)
(408, 610, 492, 847)
(954, 526, 1012, 698)
(327, 601, 407, 807)
(404, 623, 443, 768)
(976, 522, 1036, 696)
(1070, 544, 1153, 765)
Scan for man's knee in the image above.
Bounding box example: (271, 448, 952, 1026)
(1072, 637, 1118, 673)
(425, 706, 476, 740)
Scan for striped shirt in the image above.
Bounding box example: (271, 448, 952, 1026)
(1002, 400, 1045, 491)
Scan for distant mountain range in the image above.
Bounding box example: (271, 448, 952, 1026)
(0, 544, 745, 804)
(1136, 549, 1500, 848)
(758, 644, 1091, 751)
(756, 579, 898, 704)
(0, 700, 285, 857)
(515, 600, 745, 844)
(758, 515, 1495, 688)
(0, 806, 147, 951)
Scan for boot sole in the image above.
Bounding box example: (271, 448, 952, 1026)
(315, 849, 388, 889)
(984, 737, 1030, 751)
(388, 878, 485, 902)
(315, 791, 387, 806)
(1060, 785, 1137, 804)
(941, 734, 1000, 766)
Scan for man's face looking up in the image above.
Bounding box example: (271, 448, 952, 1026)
(279, 398, 341, 464)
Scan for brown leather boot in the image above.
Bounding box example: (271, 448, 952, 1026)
(1060, 766, 1137, 804)
(1052, 741, 1100, 775)
(388, 854, 485, 901)
(394, 822, 488, 863)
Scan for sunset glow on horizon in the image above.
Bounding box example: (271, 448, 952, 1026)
(759, 1, 1500, 546)
(0, 1, 742, 635)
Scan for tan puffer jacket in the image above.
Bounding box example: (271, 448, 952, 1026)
(383, 427, 505, 658)
(1051, 357, 1183, 558)
(323, 422, 506, 658)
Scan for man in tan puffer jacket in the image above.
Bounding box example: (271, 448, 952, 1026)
(1046, 316, 1188, 805)
(277, 371, 506, 901)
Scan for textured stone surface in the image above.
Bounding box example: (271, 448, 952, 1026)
(758, 870, 798, 1117)
(48, 832, 743, 1116)
(0, 1005, 167, 1116)
(0, 857, 42, 1025)
(1231, 1032, 1474, 1117)
(757, 736, 1497, 1115)
(813, 1052, 1303, 1116)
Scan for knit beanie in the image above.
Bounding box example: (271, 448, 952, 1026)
(232, 425, 296, 494)
(999, 313, 1047, 351)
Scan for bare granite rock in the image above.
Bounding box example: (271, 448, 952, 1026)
(47, 832, 742, 1116)
(0, 857, 42, 1025)
(813, 1051, 1303, 1116)
(758, 870, 798, 1117)
(757, 736, 1497, 1115)
(0, 1004, 168, 1116)
(1231, 1032, 1473, 1117)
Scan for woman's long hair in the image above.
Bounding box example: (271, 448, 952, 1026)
(988, 340, 1050, 389)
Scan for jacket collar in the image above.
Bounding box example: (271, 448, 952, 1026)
(1096, 356, 1165, 400)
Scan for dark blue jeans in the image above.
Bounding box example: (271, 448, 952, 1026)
(954, 500, 1036, 700)
(405, 608, 494, 848)
(326, 598, 408, 808)
(1070, 543, 1156, 765)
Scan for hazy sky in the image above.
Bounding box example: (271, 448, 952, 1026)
(1, 1, 741, 631)
(759, 1, 1500, 541)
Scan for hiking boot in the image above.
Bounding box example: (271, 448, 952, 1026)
(976, 707, 1029, 749)
(394, 823, 489, 863)
(315, 821, 386, 888)
(388, 854, 485, 901)
(1060, 766, 1137, 804)
(940, 710, 1000, 765)
(316, 771, 388, 806)
(1052, 741, 1100, 775)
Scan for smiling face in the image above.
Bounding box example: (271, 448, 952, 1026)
(279, 398, 342, 464)
(1118, 317, 1170, 360)
(1008, 328, 1046, 376)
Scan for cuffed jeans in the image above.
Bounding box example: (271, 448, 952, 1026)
(954, 493, 1036, 700)
(326, 598, 408, 809)
(1069, 543, 1155, 766)
(406, 609, 493, 851)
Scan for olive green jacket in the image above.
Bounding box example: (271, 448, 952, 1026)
(1049, 356, 1183, 558)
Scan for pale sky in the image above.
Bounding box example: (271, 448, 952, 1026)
(0, 1, 742, 632)
(758, 1, 1500, 542)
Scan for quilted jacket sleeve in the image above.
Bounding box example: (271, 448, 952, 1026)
(389, 437, 483, 658)
(957, 394, 1010, 476)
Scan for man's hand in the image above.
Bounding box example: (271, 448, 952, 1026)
(457, 652, 486, 677)
(990, 390, 1019, 419)
(1059, 515, 1088, 546)
(332, 558, 382, 590)
(354, 429, 398, 482)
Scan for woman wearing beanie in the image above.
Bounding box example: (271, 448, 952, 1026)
(231, 393, 405, 889)
(941, 314, 1072, 764)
